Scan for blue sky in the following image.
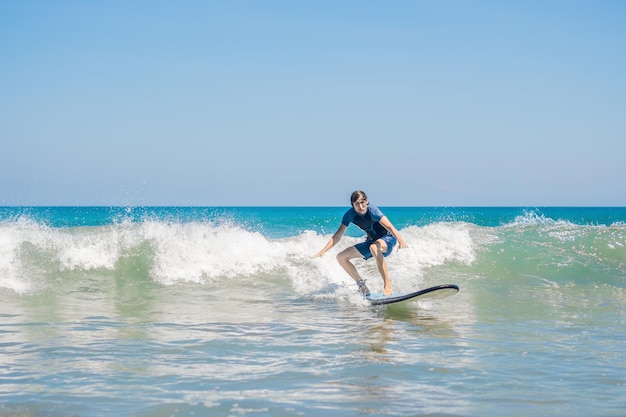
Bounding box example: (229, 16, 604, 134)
(1, 1, 625, 206)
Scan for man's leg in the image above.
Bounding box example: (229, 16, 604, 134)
(336, 246, 370, 296)
(370, 240, 392, 295)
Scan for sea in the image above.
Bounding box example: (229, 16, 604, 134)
(1, 206, 624, 417)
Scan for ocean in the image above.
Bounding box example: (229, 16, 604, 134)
(1, 206, 624, 416)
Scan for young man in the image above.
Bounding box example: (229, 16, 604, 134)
(312, 190, 408, 296)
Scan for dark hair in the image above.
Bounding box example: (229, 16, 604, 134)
(350, 190, 367, 204)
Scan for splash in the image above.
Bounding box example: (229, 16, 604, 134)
(0, 217, 478, 297)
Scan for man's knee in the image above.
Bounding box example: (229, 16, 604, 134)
(336, 250, 350, 265)
(336, 252, 344, 264)
(369, 242, 381, 257)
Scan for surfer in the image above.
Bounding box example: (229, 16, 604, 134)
(312, 190, 408, 296)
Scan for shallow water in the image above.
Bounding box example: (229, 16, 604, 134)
(1, 207, 624, 416)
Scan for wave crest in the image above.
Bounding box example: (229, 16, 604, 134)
(0, 218, 479, 295)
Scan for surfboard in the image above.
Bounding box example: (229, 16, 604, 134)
(366, 284, 459, 306)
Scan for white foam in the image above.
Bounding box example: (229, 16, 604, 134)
(56, 227, 121, 271)
(282, 230, 361, 297)
(0, 220, 32, 293)
(142, 220, 285, 285)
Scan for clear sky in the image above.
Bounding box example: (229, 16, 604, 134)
(1, 1, 625, 206)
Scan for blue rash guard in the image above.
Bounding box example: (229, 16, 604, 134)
(341, 205, 397, 259)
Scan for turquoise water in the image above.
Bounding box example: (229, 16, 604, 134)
(1, 207, 625, 416)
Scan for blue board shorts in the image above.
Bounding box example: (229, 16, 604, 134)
(355, 234, 397, 260)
